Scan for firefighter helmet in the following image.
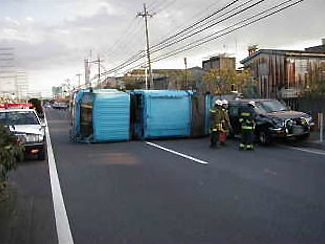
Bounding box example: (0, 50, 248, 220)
(215, 99, 223, 106)
(222, 99, 228, 106)
(248, 101, 255, 107)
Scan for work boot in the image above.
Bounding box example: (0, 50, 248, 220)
(246, 144, 254, 151)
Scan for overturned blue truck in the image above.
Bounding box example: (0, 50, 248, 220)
(70, 89, 215, 143)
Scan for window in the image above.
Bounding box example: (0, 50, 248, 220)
(0, 112, 6, 124)
(0, 111, 39, 125)
(258, 100, 288, 112)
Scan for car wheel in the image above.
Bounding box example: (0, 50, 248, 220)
(258, 129, 272, 145)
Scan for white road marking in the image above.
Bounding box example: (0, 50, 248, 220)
(146, 141, 209, 165)
(44, 114, 74, 244)
(264, 168, 278, 176)
(286, 146, 325, 156)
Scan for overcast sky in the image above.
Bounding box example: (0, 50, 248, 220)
(0, 0, 324, 97)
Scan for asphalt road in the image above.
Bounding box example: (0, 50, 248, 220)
(3, 108, 325, 244)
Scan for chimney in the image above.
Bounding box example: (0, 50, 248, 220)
(322, 38, 325, 46)
(248, 45, 258, 56)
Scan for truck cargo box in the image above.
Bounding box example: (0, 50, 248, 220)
(71, 89, 130, 142)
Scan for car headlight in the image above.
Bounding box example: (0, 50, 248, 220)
(304, 116, 312, 124)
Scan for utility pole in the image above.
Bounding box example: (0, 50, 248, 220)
(84, 58, 90, 87)
(184, 57, 188, 89)
(87, 55, 104, 88)
(97, 55, 101, 88)
(144, 65, 148, 89)
(137, 3, 154, 89)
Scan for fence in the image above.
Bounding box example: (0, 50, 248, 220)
(284, 96, 324, 142)
(284, 96, 325, 128)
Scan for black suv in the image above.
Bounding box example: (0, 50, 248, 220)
(228, 99, 314, 145)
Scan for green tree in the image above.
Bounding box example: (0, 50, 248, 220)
(0, 123, 23, 194)
(307, 64, 325, 96)
(203, 68, 255, 94)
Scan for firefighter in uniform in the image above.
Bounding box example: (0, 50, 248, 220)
(209, 99, 223, 148)
(239, 101, 256, 151)
(219, 99, 232, 146)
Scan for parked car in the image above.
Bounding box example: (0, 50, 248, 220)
(0, 108, 46, 160)
(228, 99, 314, 145)
(52, 102, 69, 110)
(44, 102, 52, 108)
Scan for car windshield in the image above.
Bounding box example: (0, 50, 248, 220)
(253, 104, 267, 114)
(0, 111, 40, 125)
(258, 100, 288, 113)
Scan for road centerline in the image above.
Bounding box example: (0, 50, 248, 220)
(146, 141, 209, 165)
(44, 113, 74, 244)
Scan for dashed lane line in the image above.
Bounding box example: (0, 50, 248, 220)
(146, 141, 209, 165)
(44, 113, 74, 244)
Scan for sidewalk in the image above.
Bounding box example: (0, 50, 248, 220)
(296, 130, 325, 150)
(0, 160, 58, 244)
(0, 184, 18, 244)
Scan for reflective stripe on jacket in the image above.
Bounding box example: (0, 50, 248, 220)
(210, 106, 223, 131)
(239, 112, 255, 130)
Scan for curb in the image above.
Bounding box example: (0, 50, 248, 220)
(295, 140, 325, 150)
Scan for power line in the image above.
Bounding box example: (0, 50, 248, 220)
(102, 0, 263, 75)
(150, 0, 241, 50)
(108, 0, 304, 76)
(150, 0, 177, 14)
(102, 50, 145, 75)
(151, 0, 266, 53)
(150, 0, 305, 64)
(106, 22, 145, 68)
(152, 0, 256, 50)
(137, 3, 155, 89)
(102, 0, 303, 77)
(104, 17, 143, 64)
(102, 0, 241, 75)
(150, 0, 219, 46)
(147, 0, 166, 12)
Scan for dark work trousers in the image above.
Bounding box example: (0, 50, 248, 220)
(240, 129, 254, 148)
(210, 131, 220, 147)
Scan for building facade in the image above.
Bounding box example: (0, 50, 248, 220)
(305, 39, 325, 53)
(241, 48, 325, 99)
(124, 67, 205, 90)
(202, 54, 236, 71)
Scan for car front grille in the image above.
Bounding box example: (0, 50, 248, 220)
(25, 134, 40, 143)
